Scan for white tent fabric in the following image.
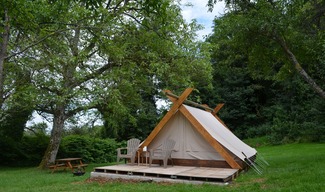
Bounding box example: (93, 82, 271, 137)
(146, 104, 256, 163)
(148, 111, 225, 160)
(184, 105, 256, 160)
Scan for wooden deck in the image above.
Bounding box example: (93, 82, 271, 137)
(91, 164, 239, 184)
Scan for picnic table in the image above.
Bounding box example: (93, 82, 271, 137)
(49, 158, 88, 173)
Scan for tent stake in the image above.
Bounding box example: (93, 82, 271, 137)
(242, 152, 263, 175)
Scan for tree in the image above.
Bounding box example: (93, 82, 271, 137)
(199, 16, 269, 137)
(32, 0, 145, 168)
(97, 5, 213, 140)
(207, 0, 325, 99)
(28, 0, 212, 168)
(0, 0, 56, 108)
(205, 0, 325, 142)
(0, 0, 46, 161)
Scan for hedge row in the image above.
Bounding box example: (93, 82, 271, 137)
(58, 135, 122, 163)
(0, 134, 122, 166)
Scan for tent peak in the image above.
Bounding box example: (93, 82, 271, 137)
(164, 89, 224, 114)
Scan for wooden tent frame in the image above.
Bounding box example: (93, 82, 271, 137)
(140, 88, 243, 169)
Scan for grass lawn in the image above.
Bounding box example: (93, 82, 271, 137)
(0, 143, 324, 192)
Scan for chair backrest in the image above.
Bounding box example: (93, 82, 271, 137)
(161, 139, 176, 157)
(127, 138, 141, 155)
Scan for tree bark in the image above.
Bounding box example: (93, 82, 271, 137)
(0, 9, 10, 107)
(38, 106, 67, 169)
(276, 35, 325, 100)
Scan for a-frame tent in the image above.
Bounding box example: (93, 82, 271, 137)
(140, 88, 257, 170)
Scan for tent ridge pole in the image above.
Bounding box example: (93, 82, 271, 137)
(164, 91, 214, 112)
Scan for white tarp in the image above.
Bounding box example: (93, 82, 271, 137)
(147, 104, 256, 162)
(184, 105, 256, 160)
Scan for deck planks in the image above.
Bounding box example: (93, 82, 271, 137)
(92, 164, 239, 183)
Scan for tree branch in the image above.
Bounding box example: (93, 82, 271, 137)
(71, 62, 113, 88)
(6, 29, 69, 60)
(65, 103, 98, 118)
(275, 34, 325, 99)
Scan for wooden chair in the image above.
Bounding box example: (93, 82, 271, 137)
(149, 139, 176, 168)
(117, 138, 141, 165)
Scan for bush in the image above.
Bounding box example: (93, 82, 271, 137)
(0, 134, 122, 166)
(19, 134, 49, 166)
(0, 137, 21, 166)
(0, 134, 49, 166)
(243, 136, 270, 147)
(246, 124, 272, 139)
(299, 122, 325, 143)
(58, 135, 121, 163)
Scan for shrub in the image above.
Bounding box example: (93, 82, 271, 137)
(0, 134, 49, 166)
(59, 135, 121, 163)
(246, 123, 272, 139)
(19, 134, 49, 166)
(243, 136, 270, 147)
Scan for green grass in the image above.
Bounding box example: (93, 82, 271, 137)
(0, 143, 324, 192)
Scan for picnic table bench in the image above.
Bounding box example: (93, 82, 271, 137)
(48, 158, 88, 173)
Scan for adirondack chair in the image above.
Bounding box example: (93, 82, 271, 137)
(149, 139, 176, 168)
(117, 138, 141, 165)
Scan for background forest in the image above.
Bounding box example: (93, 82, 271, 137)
(1, 0, 324, 167)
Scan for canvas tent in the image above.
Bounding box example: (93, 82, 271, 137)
(139, 88, 257, 170)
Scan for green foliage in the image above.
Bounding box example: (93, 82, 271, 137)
(0, 28, 35, 156)
(203, 25, 267, 138)
(264, 98, 325, 144)
(246, 124, 271, 140)
(256, 75, 325, 144)
(0, 134, 49, 166)
(19, 134, 50, 166)
(243, 136, 270, 148)
(59, 135, 121, 163)
(0, 133, 122, 166)
(93, 1, 212, 141)
(0, 137, 20, 166)
(25, 122, 49, 136)
(205, 0, 325, 143)
(0, 95, 34, 165)
(2, 0, 213, 167)
(0, 107, 31, 141)
(99, 83, 159, 141)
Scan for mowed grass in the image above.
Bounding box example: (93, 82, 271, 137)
(0, 143, 324, 192)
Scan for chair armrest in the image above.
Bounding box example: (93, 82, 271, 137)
(149, 148, 158, 154)
(117, 147, 127, 155)
(117, 147, 127, 151)
(150, 148, 163, 157)
(149, 148, 162, 152)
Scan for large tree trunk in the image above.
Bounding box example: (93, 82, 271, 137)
(38, 107, 66, 169)
(0, 9, 10, 107)
(277, 35, 325, 100)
